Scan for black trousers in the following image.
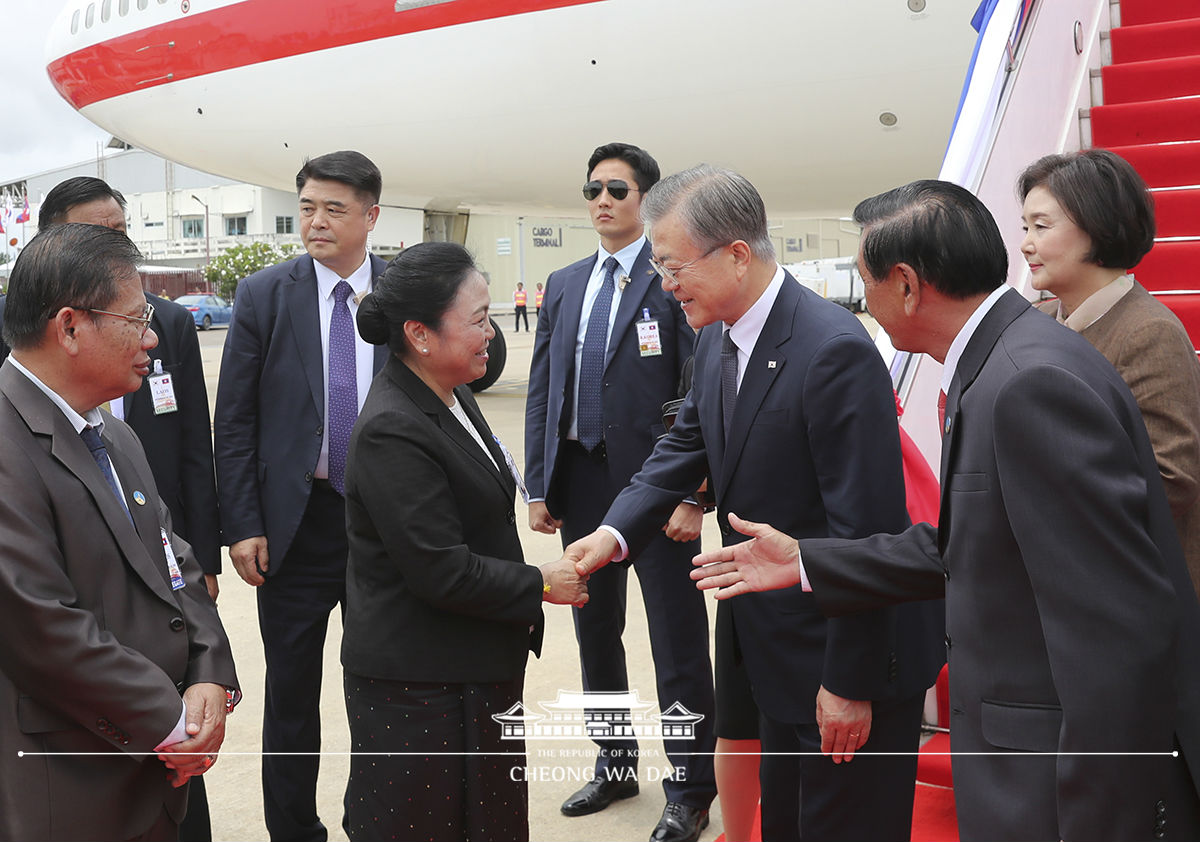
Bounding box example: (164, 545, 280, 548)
(557, 441, 717, 807)
(514, 306, 528, 332)
(758, 693, 924, 842)
(257, 480, 348, 842)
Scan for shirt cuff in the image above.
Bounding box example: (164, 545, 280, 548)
(155, 701, 188, 750)
(598, 525, 629, 562)
(798, 546, 812, 592)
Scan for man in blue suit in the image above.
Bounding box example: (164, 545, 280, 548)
(214, 151, 389, 842)
(567, 165, 943, 842)
(524, 143, 717, 842)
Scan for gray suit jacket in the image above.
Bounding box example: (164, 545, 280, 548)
(801, 290, 1200, 841)
(0, 361, 238, 842)
(214, 253, 389, 564)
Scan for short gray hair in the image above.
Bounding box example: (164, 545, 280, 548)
(640, 164, 776, 263)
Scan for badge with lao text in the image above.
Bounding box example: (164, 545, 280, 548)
(148, 359, 178, 415)
(636, 308, 662, 357)
(161, 528, 185, 591)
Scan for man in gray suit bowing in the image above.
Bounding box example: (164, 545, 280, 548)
(691, 179, 1200, 841)
(214, 150, 389, 842)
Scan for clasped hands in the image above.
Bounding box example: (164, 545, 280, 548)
(156, 682, 229, 788)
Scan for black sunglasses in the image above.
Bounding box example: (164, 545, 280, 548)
(582, 179, 639, 201)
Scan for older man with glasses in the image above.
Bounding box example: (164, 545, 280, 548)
(563, 165, 944, 842)
(524, 142, 717, 842)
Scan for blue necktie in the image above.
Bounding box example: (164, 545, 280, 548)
(577, 257, 618, 452)
(80, 425, 133, 524)
(327, 280, 358, 495)
(721, 329, 738, 445)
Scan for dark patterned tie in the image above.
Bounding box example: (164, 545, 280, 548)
(577, 257, 618, 452)
(721, 329, 738, 445)
(80, 425, 133, 524)
(327, 280, 358, 495)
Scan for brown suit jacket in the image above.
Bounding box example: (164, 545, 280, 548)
(1038, 281, 1200, 597)
(0, 361, 239, 841)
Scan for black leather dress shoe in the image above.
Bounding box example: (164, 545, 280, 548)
(560, 776, 639, 816)
(649, 802, 710, 842)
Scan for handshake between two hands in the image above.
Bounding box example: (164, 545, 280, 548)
(538, 511, 804, 609)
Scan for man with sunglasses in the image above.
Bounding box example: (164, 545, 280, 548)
(525, 143, 717, 842)
(563, 165, 944, 842)
(0, 223, 238, 842)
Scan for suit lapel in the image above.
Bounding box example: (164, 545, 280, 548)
(107, 438, 181, 602)
(936, 288, 1030, 548)
(719, 280, 795, 489)
(369, 254, 390, 374)
(0, 366, 178, 606)
(390, 360, 511, 499)
(693, 324, 726, 475)
(283, 256, 325, 415)
(559, 260, 589, 362)
(604, 243, 659, 371)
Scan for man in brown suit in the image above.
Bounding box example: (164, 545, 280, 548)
(1020, 148, 1200, 597)
(0, 224, 239, 841)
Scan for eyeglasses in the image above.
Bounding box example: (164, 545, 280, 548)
(582, 179, 639, 201)
(650, 244, 725, 285)
(76, 301, 156, 337)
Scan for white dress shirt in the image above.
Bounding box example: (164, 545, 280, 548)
(566, 236, 646, 440)
(599, 264, 785, 560)
(313, 254, 376, 479)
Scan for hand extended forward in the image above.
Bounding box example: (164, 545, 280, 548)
(539, 557, 589, 607)
(690, 512, 802, 598)
(562, 529, 621, 577)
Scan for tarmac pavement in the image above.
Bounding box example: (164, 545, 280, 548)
(193, 323, 730, 842)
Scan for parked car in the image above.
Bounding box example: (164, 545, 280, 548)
(175, 294, 232, 329)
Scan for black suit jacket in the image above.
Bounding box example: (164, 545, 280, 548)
(800, 290, 1200, 841)
(213, 253, 389, 564)
(524, 241, 696, 511)
(606, 275, 943, 722)
(0, 361, 237, 841)
(0, 294, 220, 573)
(341, 356, 544, 682)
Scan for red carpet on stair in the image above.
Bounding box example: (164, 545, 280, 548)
(1102, 56, 1200, 105)
(1091, 95, 1200, 147)
(1111, 18, 1200, 64)
(1119, 0, 1199, 27)
(1151, 188, 1200, 237)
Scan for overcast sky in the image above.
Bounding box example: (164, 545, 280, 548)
(0, 2, 111, 186)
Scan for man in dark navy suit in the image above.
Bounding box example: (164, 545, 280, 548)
(524, 143, 717, 842)
(690, 179, 1200, 842)
(567, 165, 943, 842)
(214, 151, 389, 842)
(0, 175, 223, 842)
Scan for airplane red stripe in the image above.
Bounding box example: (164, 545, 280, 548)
(48, 0, 604, 109)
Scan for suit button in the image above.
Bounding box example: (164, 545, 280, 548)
(720, 524, 730, 537)
(943, 569, 950, 581)
(1156, 801, 1166, 815)
(944, 634, 952, 649)
(121, 737, 130, 746)
(175, 681, 185, 693)
(316, 424, 323, 436)
(97, 718, 109, 729)
(304, 472, 313, 483)
(169, 616, 185, 632)
(506, 511, 516, 525)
